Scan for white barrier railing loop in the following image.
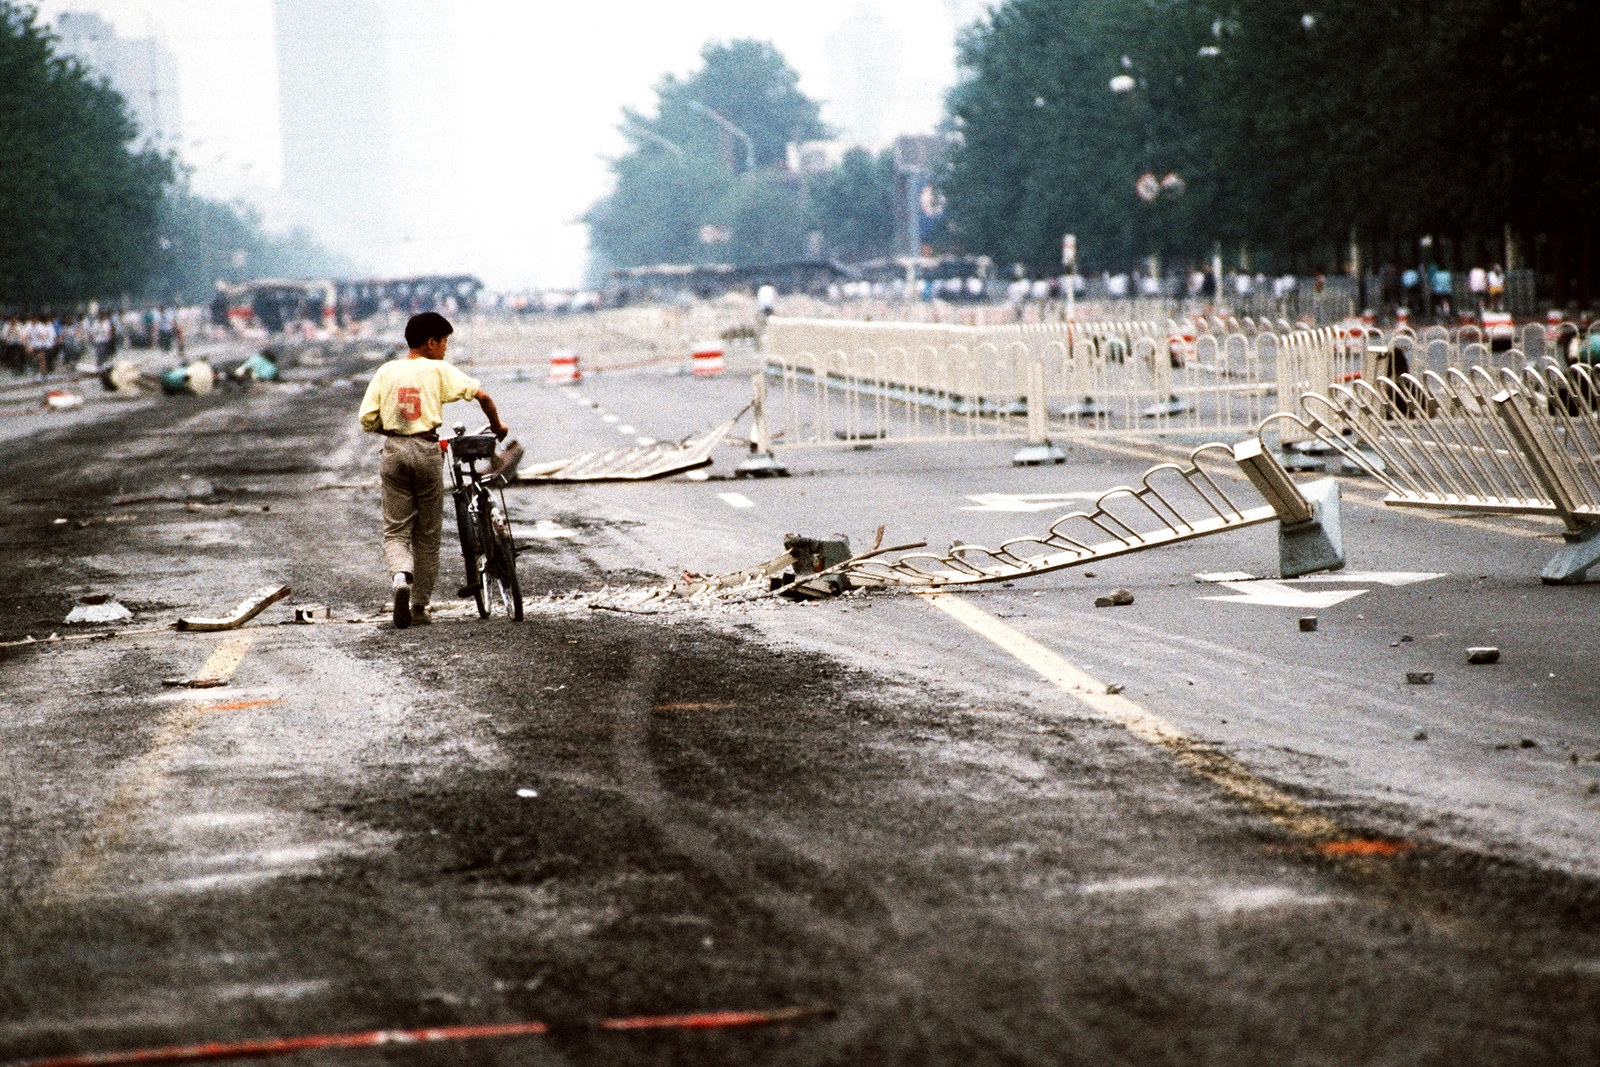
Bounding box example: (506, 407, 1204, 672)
(1295, 361, 1600, 583)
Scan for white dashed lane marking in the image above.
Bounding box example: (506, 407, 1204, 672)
(618, 424, 637, 435)
(717, 492, 755, 509)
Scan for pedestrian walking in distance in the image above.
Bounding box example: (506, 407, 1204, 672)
(359, 312, 508, 628)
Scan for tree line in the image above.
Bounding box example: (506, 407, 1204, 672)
(584, 40, 903, 274)
(0, 2, 348, 311)
(943, 0, 1600, 305)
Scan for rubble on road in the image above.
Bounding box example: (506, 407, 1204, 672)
(174, 584, 291, 632)
(42, 390, 84, 410)
(517, 413, 741, 483)
(527, 529, 924, 615)
(1094, 589, 1135, 608)
(64, 595, 132, 624)
(1466, 647, 1501, 664)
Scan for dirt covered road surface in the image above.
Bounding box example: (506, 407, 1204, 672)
(2, 346, 1599, 1066)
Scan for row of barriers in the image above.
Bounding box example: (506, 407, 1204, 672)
(754, 317, 1600, 457)
(1290, 360, 1600, 583)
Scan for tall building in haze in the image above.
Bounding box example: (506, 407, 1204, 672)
(54, 11, 182, 150)
(824, 7, 904, 149)
(274, 0, 391, 265)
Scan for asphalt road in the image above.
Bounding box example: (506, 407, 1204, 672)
(2, 344, 1599, 1066)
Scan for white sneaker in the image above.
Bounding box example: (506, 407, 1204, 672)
(392, 573, 412, 629)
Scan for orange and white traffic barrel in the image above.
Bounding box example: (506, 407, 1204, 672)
(547, 348, 580, 384)
(691, 344, 725, 378)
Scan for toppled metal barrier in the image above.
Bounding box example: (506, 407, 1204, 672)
(572, 441, 1344, 612)
(1295, 361, 1600, 582)
(517, 415, 739, 483)
(843, 442, 1343, 589)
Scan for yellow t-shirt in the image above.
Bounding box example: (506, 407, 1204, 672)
(359, 357, 481, 435)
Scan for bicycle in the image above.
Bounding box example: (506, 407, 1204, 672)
(447, 422, 523, 620)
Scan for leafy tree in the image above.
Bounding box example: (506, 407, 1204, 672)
(942, 0, 1600, 300)
(147, 184, 358, 305)
(719, 172, 809, 264)
(648, 40, 826, 170)
(585, 39, 827, 270)
(0, 1, 170, 307)
(808, 148, 898, 261)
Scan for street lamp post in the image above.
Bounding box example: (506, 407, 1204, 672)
(686, 100, 756, 171)
(624, 119, 687, 163)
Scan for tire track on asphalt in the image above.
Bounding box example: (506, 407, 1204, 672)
(41, 632, 258, 902)
(922, 593, 1350, 842)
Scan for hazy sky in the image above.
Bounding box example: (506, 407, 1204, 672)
(34, 0, 991, 288)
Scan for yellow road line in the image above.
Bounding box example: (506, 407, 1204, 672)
(44, 631, 259, 899)
(922, 593, 1344, 841)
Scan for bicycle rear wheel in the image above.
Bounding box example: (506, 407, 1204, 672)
(476, 490, 521, 619)
(455, 489, 488, 618)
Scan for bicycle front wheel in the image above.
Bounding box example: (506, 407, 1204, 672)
(492, 519, 523, 621)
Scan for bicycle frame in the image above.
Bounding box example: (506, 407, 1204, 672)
(447, 431, 523, 619)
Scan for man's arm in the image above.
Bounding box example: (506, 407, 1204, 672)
(358, 372, 385, 432)
(476, 389, 508, 440)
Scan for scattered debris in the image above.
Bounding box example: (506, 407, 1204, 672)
(1299, 615, 1319, 632)
(518, 413, 740, 483)
(1, 1005, 837, 1067)
(1405, 671, 1434, 685)
(292, 604, 329, 624)
(159, 361, 216, 396)
(1105, 683, 1126, 695)
(161, 677, 229, 689)
(101, 358, 143, 394)
(1094, 589, 1135, 608)
(777, 533, 854, 599)
(1495, 742, 1512, 750)
(1413, 729, 1428, 741)
(1314, 839, 1415, 858)
(174, 584, 291, 632)
(64, 595, 132, 625)
(42, 389, 84, 410)
(1466, 647, 1501, 664)
(516, 788, 538, 798)
(1399, 635, 1414, 643)
(1520, 737, 1539, 749)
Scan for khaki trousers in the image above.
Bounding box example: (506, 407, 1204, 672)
(380, 435, 444, 606)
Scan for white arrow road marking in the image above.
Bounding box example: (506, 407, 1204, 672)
(1290, 571, 1446, 586)
(1200, 581, 1370, 608)
(718, 492, 755, 509)
(1196, 570, 1445, 590)
(961, 492, 1104, 512)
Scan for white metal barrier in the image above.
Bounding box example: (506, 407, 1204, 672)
(761, 316, 1575, 453)
(1295, 360, 1600, 582)
(454, 305, 759, 372)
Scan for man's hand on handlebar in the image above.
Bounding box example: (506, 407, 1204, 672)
(492, 421, 509, 441)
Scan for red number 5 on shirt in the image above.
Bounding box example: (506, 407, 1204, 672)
(397, 386, 422, 421)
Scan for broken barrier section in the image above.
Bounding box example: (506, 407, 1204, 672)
(842, 441, 1343, 590)
(517, 414, 740, 483)
(1295, 361, 1600, 583)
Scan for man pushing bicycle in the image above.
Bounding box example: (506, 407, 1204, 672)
(359, 312, 507, 629)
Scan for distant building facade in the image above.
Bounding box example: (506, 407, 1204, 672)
(274, 0, 392, 261)
(54, 10, 182, 149)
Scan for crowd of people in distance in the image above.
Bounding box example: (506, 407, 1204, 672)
(1, 307, 190, 379)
